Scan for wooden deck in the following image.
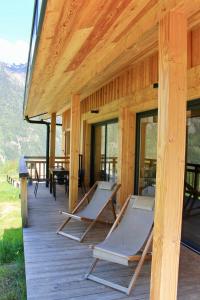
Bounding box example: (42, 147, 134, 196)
(23, 184, 200, 300)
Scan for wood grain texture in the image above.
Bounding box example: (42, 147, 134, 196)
(69, 95, 80, 211)
(117, 107, 135, 206)
(20, 177, 28, 228)
(82, 121, 91, 188)
(25, 1, 200, 117)
(150, 10, 187, 300)
(23, 184, 200, 299)
(62, 109, 71, 156)
(50, 113, 56, 168)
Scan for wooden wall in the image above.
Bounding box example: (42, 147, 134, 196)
(62, 26, 200, 197)
(62, 109, 71, 157)
(81, 53, 158, 114)
(81, 26, 200, 115)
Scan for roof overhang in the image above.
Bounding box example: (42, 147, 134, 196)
(24, 0, 200, 118)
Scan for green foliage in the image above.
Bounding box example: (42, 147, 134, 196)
(187, 117, 200, 164)
(0, 161, 18, 178)
(0, 261, 26, 300)
(0, 228, 23, 264)
(0, 177, 26, 299)
(0, 63, 46, 161)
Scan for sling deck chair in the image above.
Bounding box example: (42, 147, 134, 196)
(85, 195, 154, 295)
(57, 181, 121, 242)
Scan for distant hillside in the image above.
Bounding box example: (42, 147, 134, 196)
(0, 62, 61, 163)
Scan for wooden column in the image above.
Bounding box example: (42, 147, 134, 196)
(118, 106, 136, 206)
(139, 122, 147, 192)
(61, 113, 66, 157)
(20, 177, 28, 228)
(83, 121, 91, 188)
(150, 10, 187, 300)
(94, 126, 102, 182)
(69, 95, 80, 211)
(50, 112, 56, 168)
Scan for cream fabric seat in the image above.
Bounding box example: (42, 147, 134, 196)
(57, 181, 120, 242)
(85, 195, 155, 294)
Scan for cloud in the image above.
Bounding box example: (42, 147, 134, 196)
(0, 38, 29, 64)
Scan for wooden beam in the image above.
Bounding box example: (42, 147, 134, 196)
(50, 112, 56, 168)
(82, 121, 91, 187)
(20, 177, 28, 228)
(62, 113, 66, 157)
(118, 106, 136, 206)
(139, 122, 147, 194)
(69, 95, 81, 211)
(150, 9, 187, 300)
(94, 126, 102, 182)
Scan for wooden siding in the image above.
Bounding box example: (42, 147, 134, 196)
(81, 26, 200, 115)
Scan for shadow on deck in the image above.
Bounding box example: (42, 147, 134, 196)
(23, 184, 200, 300)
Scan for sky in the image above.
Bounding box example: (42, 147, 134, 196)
(0, 1, 35, 64)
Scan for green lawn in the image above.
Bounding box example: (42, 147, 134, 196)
(0, 174, 26, 300)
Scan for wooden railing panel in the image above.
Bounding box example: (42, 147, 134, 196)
(25, 156, 70, 181)
(19, 157, 29, 228)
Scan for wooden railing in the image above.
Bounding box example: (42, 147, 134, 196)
(25, 156, 70, 181)
(100, 156, 118, 180)
(141, 159, 200, 193)
(7, 175, 20, 188)
(185, 163, 200, 192)
(24, 155, 83, 181)
(19, 157, 29, 228)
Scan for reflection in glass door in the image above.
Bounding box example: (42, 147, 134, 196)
(182, 107, 200, 252)
(91, 120, 118, 185)
(135, 104, 200, 253)
(135, 111, 157, 196)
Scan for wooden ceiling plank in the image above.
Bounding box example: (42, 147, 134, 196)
(26, 0, 200, 117)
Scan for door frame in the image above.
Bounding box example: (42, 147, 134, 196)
(134, 109, 158, 194)
(90, 118, 118, 186)
(134, 99, 200, 254)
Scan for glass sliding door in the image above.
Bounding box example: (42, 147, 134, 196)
(182, 105, 200, 252)
(135, 110, 157, 196)
(135, 102, 200, 253)
(91, 119, 118, 185)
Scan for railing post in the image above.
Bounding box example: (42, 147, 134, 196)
(19, 157, 29, 228)
(46, 123, 50, 187)
(20, 177, 28, 228)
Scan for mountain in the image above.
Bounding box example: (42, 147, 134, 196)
(0, 62, 61, 163)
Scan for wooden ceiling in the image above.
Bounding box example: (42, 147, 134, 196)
(25, 0, 200, 117)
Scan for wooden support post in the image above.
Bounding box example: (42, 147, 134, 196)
(118, 106, 136, 206)
(19, 157, 29, 228)
(50, 112, 56, 168)
(69, 95, 80, 211)
(20, 177, 28, 228)
(94, 126, 102, 182)
(139, 122, 147, 193)
(83, 121, 91, 188)
(62, 114, 66, 157)
(150, 10, 187, 300)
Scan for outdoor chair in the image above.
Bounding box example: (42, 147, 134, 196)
(34, 168, 39, 197)
(53, 170, 69, 200)
(85, 195, 154, 295)
(57, 181, 121, 242)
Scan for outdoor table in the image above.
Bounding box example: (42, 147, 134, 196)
(49, 167, 69, 196)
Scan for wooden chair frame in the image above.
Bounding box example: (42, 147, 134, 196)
(184, 182, 200, 217)
(34, 168, 39, 197)
(85, 195, 153, 295)
(57, 182, 120, 242)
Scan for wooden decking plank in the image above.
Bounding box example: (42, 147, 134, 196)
(23, 184, 200, 300)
